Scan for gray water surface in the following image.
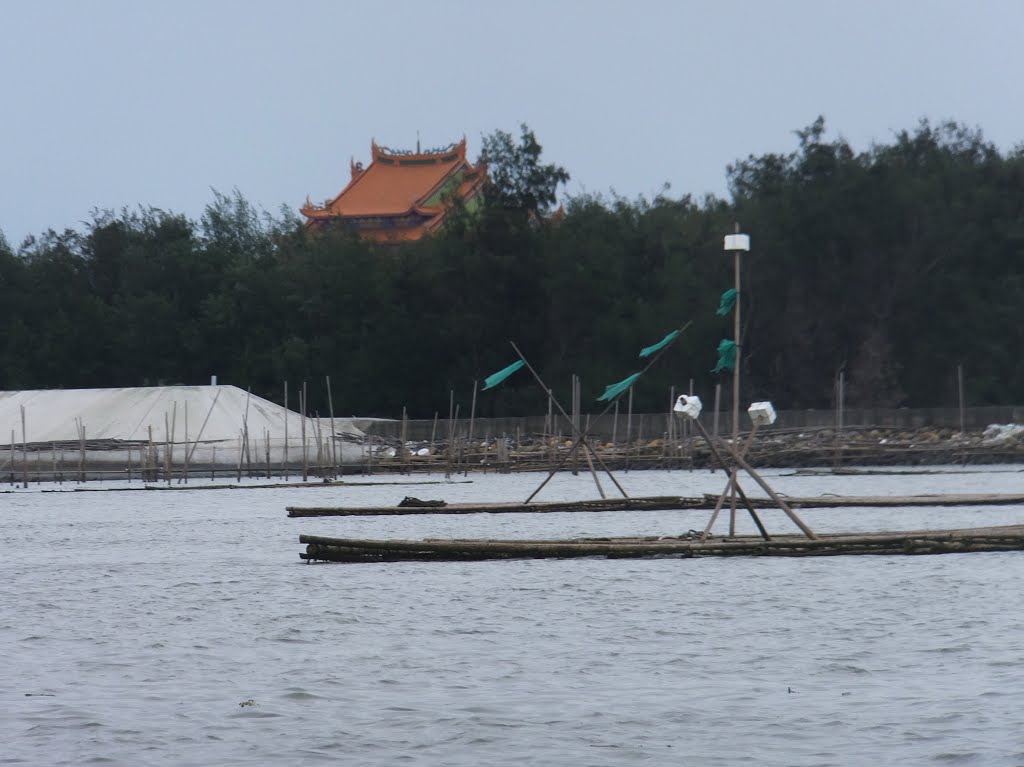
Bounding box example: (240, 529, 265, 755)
(3, 468, 1024, 765)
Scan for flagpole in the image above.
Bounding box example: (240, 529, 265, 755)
(724, 229, 749, 536)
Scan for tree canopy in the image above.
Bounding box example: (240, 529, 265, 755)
(1, 120, 1020, 416)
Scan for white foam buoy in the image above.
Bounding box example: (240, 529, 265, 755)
(747, 401, 777, 426)
(673, 394, 703, 419)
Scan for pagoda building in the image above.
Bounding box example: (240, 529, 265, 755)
(301, 138, 486, 242)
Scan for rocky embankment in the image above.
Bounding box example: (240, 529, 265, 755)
(370, 423, 1024, 473)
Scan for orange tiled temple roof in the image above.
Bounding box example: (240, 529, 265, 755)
(301, 138, 486, 242)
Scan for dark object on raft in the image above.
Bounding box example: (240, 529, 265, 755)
(397, 496, 448, 508)
(298, 524, 1024, 563)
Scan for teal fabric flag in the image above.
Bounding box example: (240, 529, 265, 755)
(597, 372, 641, 402)
(716, 288, 738, 316)
(482, 360, 525, 391)
(639, 328, 680, 359)
(713, 339, 736, 373)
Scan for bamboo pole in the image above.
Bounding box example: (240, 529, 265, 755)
(242, 389, 251, 478)
(666, 386, 675, 470)
(79, 420, 86, 483)
(284, 381, 289, 480)
(169, 401, 177, 486)
(637, 418, 644, 468)
(510, 343, 624, 501)
(236, 432, 243, 482)
(729, 224, 743, 536)
(326, 375, 338, 479)
(312, 415, 323, 479)
(547, 388, 553, 461)
(164, 411, 171, 486)
(401, 405, 409, 475)
(300, 383, 308, 482)
(430, 411, 438, 462)
(714, 435, 817, 540)
(452, 404, 461, 476)
(21, 405, 28, 488)
(182, 401, 189, 484)
(957, 363, 965, 436)
(185, 388, 222, 467)
(612, 400, 619, 453)
(834, 370, 845, 470)
(626, 388, 633, 472)
(465, 382, 477, 478)
(713, 383, 721, 439)
(686, 378, 694, 468)
(692, 421, 767, 540)
(445, 390, 454, 479)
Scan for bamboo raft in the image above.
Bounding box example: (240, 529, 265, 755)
(299, 524, 1024, 563)
(286, 492, 1024, 517)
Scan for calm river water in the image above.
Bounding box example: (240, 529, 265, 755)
(2, 467, 1024, 765)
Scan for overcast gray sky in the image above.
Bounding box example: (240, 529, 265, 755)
(1, 0, 1020, 246)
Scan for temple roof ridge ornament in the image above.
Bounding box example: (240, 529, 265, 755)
(372, 137, 467, 161)
(303, 135, 484, 242)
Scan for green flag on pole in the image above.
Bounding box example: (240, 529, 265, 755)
(639, 328, 680, 359)
(481, 360, 525, 391)
(716, 288, 738, 316)
(596, 372, 641, 402)
(713, 339, 736, 373)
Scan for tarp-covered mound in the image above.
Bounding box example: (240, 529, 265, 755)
(0, 385, 363, 445)
(0, 385, 370, 479)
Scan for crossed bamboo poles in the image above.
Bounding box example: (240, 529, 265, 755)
(507, 324, 815, 544)
(682, 409, 817, 542)
(513, 322, 692, 505)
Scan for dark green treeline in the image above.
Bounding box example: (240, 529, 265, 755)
(0, 119, 1021, 417)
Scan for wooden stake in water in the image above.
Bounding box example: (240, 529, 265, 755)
(626, 388, 633, 472)
(446, 390, 455, 479)
(465, 382, 477, 478)
(284, 381, 290, 480)
(242, 389, 251, 477)
(78, 420, 86, 484)
(182, 401, 189, 484)
(300, 383, 308, 482)
(401, 405, 409, 475)
(326, 375, 338, 479)
(21, 405, 28, 488)
(164, 412, 171, 485)
(957, 363, 965, 436)
(834, 370, 845, 470)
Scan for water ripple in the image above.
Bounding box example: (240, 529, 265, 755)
(3, 469, 1024, 765)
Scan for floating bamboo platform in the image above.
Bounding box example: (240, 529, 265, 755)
(287, 495, 702, 517)
(286, 492, 1024, 517)
(299, 524, 1024, 563)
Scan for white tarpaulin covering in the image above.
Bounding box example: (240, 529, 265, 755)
(0, 385, 363, 445)
(0, 386, 367, 477)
